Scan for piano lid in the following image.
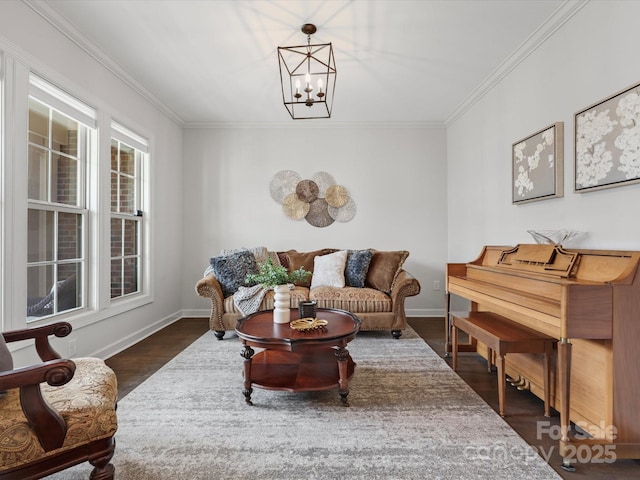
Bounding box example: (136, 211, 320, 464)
(497, 244, 579, 278)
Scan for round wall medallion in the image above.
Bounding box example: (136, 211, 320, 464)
(329, 197, 357, 222)
(282, 193, 310, 220)
(325, 185, 349, 207)
(305, 198, 334, 228)
(270, 170, 301, 204)
(296, 179, 319, 202)
(311, 171, 336, 197)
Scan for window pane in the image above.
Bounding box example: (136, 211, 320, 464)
(28, 99, 49, 147)
(28, 145, 49, 201)
(111, 259, 122, 298)
(27, 209, 54, 262)
(58, 212, 82, 261)
(51, 110, 79, 156)
(123, 257, 138, 295)
(120, 144, 135, 176)
(123, 219, 138, 256)
(27, 265, 54, 318)
(110, 172, 118, 211)
(56, 267, 80, 313)
(119, 173, 135, 213)
(111, 218, 122, 257)
(52, 155, 78, 205)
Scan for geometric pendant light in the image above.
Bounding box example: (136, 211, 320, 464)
(277, 23, 337, 119)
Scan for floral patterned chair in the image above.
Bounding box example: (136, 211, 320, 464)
(0, 322, 118, 480)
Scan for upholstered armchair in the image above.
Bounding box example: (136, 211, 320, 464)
(0, 322, 118, 480)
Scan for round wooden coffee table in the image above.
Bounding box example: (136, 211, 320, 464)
(235, 308, 361, 406)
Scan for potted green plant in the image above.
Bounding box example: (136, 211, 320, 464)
(245, 258, 310, 288)
(245, 258, 311, 324)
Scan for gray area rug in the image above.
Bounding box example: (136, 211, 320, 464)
(48, 327, 561, 479)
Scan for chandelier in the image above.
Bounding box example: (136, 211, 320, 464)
(277, 24, 337, 119)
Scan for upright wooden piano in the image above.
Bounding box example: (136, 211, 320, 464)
(446, 244, 640, 466)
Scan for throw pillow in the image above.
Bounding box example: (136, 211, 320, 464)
(365, 250, 409, 293)
(345, 249, 374, 288)
(310, 250, 348, 289)
(286, 249, 337, 286)
(220, 246, 269, 267)
(210, 250, 259, 297)
(0, 332, 13, 372)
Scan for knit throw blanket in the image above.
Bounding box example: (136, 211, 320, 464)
(233, 284, 268, 316)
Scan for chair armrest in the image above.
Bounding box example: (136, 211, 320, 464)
(0, 359, 75, 451)
(389, 270, 421, 329)
(2, 321, 71, 361)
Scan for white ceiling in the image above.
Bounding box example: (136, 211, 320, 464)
(31, 0, 574, 126)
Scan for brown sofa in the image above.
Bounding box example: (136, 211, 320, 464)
(195, 248, 421, 340)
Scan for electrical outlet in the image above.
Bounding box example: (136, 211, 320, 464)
(68, 338, 77, 356)
(433, 280, 441, 291)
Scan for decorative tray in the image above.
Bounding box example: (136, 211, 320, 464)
(290, 318, 328, 331)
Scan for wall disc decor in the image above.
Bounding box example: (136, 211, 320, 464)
(306, 198, 334, 227)
(296, 179, 320, 202)
(283, 193, 311, 220)
(311, 171, 336, 197)
(270, 170, 302, 204)
(325, 185, 349, 207)
(270, 170, 356, 228)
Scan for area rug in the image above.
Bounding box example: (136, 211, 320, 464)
(48, 327, 561, 479)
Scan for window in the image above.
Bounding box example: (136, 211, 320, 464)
(26, 97, 88, 319)
(110, 123, 146, 299)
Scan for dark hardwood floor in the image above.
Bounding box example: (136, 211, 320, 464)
(105, 317, 640, 479)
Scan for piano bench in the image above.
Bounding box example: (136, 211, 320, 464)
(450, 311, 556, 417)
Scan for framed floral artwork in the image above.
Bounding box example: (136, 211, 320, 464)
(575, 81, 640, 192)
(512, 122, 564, 204)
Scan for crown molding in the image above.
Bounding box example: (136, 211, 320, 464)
(23, 0, 185, 126)
(184, 120, 446, 130)
(445, 0, 590, 127)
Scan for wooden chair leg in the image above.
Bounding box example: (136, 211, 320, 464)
(487, 348, 493, 372)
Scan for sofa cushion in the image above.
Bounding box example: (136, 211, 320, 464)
(365, 250, 409, 293)
(310, 286, 392, 312)
(310, 250, 348, 289)
(345, 249, 373, 288)
(285, 249, 336, 287)
(210, 250, 259, 297)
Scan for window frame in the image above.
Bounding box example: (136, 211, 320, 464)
(25, 88, 93, 322)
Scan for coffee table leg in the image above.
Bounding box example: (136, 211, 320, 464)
(241, 345, 255, 405)
(336, 347, 350, 407)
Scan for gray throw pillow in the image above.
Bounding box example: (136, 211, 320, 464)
(0, 332, 13, 372)
(345, 249, 374, 288)
(210, 250, 259, 297)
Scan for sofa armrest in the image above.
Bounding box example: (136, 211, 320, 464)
(389, 270, 421, 330)
(195, 275, 225, 331)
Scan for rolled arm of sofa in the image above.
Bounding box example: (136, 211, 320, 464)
(389, 270, 421, 330)
(195, 275, 225, 331)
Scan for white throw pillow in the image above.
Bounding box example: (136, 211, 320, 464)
(310, 250, 348, 289)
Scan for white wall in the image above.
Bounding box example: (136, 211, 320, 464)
(1, 2, 184, 364)
(182, 125, 448, 316)
(447, 0, 640, 263)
